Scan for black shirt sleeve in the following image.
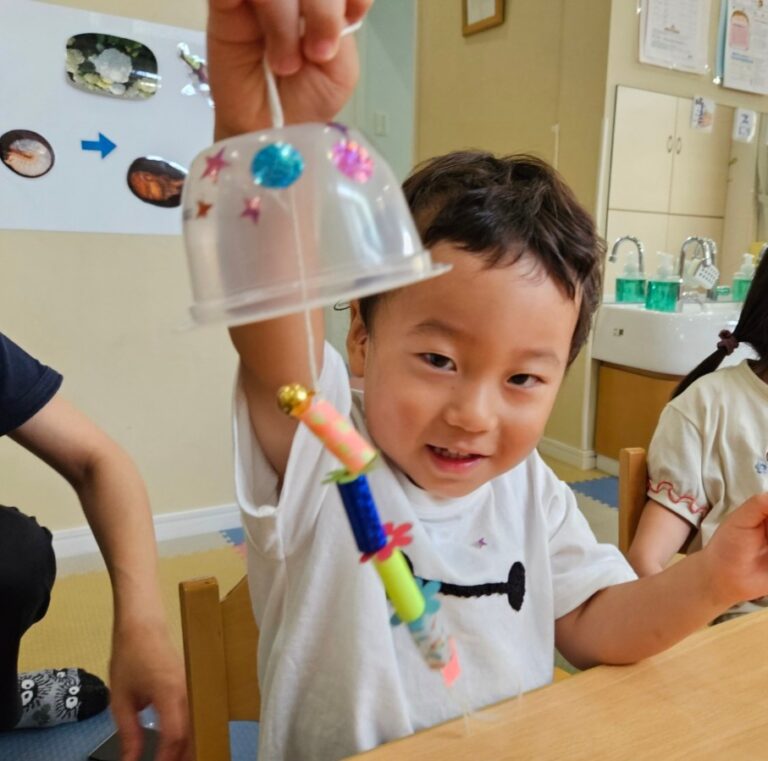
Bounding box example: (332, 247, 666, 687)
(0, 333, 63, 436)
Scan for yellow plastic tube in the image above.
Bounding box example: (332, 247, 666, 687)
(373, 549, 425, 623)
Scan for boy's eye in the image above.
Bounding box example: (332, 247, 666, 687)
(508, 373, 540, 388)
(421, 353, 456, 371)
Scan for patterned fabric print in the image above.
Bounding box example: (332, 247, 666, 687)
(16, 669, 82, 728)
(401, 553, 526, 612)
(647, 479, 709, 517)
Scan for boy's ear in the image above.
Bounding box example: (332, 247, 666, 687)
(346, 300, 369, 377)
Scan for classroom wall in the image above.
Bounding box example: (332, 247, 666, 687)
(17, 1, 750, 530)
(416, 0, 561, 161)
(0, 0, 237, 532)
(416, 0, 612, 459)
(544, 0, 612, 459)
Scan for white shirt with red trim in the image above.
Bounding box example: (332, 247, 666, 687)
(234, 342, 636, 761)
(647, 359, 768, 615)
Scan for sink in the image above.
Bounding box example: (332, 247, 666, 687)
(592, 301, 754, 376)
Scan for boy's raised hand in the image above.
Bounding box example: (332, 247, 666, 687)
(703, 493, 768, 608)
(207, 0, 372, 140)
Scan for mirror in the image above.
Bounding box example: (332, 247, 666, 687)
(603, 85, 763, 296)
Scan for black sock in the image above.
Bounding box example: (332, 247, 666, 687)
(14, 668, 109, 729)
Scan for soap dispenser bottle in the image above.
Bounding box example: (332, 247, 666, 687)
(732, 253, 755, 302)
(615, 249, 646, 303)
(645, 252, 680, 312)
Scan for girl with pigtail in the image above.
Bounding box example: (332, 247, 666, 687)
(629, 251, 768, 621)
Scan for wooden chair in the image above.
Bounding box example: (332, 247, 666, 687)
(617, 445, 695, 565)
(179, 574, 572, 760)
(179, 576, 260, 761)
(617, 446, 648, 556)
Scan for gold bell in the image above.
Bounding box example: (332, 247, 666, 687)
(276, 383, 313, 416)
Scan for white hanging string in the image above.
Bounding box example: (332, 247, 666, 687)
(262, 18, 364, 133)
(262, 18, 364, 390)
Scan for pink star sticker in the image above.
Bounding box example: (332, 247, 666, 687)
(196, 200, 213, 218)
(240, 196, 261, 223)
(201, 147, 230, 182)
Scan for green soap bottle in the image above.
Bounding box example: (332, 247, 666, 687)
(615, 250, 646, 303)
(732, 253, 755, 302)
(645, 252, 680, 313)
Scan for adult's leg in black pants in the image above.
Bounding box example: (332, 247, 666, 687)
(0, 504, 110, 731)
(0, 505, 56, 730)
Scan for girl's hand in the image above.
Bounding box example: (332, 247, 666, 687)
(703, 493, 768, 607)
(207, 0, 372, 140)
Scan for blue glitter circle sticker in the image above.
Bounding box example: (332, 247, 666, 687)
(251, 143, 304, 188)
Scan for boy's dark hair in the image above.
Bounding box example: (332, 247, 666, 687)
(672, 251, 768, 398)
(358, 151, 604, 365)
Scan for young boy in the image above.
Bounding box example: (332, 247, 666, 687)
(207, 2, 768, 759)
(0, 333, 188, 761)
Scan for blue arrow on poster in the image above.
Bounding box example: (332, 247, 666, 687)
(81, 133, 117, 158)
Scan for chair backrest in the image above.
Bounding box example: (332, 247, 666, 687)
(618, 447, 647, 556)
(179, 575, 260, 761)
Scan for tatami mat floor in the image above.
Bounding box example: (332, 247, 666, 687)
(1, 455, 619, 760)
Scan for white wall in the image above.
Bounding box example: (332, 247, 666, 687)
(1, 0, 234, 532)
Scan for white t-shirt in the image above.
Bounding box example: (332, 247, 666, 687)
(647, 360, 768, 615)
(234, 343, 636, 761)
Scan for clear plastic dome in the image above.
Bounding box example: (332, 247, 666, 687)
(182, 122, 450, 327)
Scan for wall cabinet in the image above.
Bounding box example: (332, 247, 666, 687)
(609, 86, 732, 218)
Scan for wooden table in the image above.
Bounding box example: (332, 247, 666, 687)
(347, 610, 768, 760)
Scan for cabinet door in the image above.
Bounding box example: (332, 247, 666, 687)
(595, 365, 679, 459)
(669, 98, 733, 218)
(608, 87, 676, 214)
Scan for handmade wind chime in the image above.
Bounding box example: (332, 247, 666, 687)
(181, 21, 459, 686)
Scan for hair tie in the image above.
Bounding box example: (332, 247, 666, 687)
(717, 329, 739, 356)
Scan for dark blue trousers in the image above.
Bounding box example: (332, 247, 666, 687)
(0, 505, 56, 730)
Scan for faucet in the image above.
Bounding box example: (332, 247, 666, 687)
(678, 236, 718, 301)
(608, 235, 645, 275)
(703, 238, 719, 301)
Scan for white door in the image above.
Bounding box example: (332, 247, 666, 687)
(608, 87, 677, 214)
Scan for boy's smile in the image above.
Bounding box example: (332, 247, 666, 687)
(348, 243, 580, 498)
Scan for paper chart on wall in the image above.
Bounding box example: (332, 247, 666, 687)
(639, 0, 711, 74)
(0, 0, 213, 235)
(721, 0, 768, 95)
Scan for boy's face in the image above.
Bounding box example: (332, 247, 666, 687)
(347, 243, 580, 498)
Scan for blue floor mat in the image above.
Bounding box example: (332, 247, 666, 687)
(569, 476, 619, 509)
(231, 721, 259, 759)
(221, 526, 245, 547)
(0, 708, 259, 761)
(0, 708, 117, 761)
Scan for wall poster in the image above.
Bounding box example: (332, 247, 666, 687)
(721, 0, 768, 95)
(0, 0, 213, 235)
(639, 0, 711, 74)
